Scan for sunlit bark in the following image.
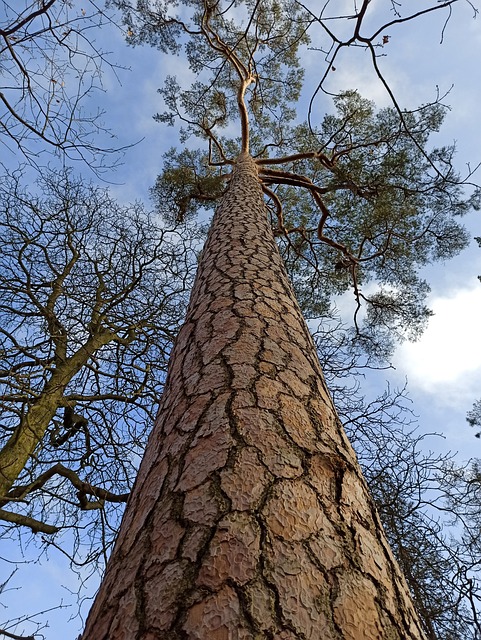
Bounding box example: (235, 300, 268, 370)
(81, 153, 426, 639)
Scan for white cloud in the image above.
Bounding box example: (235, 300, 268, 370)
(394, 285, 481, 391)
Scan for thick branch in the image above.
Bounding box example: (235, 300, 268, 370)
(0, 628, 35, 640)
(238, 76, 256, 153)
(0, 508, 59, 535)
(259, 166, 333, 194)
(0, 329, 116, 498)
(5, 463, 129, 508)
(256, 150, 334, 169)
(0, 0, 57, 39)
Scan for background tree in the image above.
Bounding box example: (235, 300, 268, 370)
(430, 458, 481, 638)
(467, 399, 481, 437)
(79, 1, 480, 638)
(0, 0, 122, 168)
(0, 167, 198, 572)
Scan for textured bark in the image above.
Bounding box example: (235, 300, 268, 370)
(82, 154, 426, 639)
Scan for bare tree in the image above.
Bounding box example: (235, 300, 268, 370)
(434, 460, 481, 639)
(0, 167, 198, 563)
(0, 1, 124, 167)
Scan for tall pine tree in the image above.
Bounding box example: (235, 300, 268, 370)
(82, 1, 476, 637)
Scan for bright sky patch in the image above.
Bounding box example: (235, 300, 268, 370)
(395, 285, 481, 388)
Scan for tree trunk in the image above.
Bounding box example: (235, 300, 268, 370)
(81, 153, 426, 640)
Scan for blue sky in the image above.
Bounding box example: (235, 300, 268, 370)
(1, 1, 481, 638)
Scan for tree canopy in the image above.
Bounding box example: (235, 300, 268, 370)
(127, 0, 478, 356)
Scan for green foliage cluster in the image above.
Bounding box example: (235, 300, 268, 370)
(151, 148, 226, 223)
(467, 399, 481, 438)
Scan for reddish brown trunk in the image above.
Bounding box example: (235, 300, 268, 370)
(82, 153, 426, 639)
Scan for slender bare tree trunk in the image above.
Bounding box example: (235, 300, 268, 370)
(82, 153, 426, 639)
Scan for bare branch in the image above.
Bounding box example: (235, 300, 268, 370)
(0, 508, 59, 535)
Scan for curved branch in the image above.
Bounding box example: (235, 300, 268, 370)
(208, 136, 232, 167)
(200, 6, 247, 80)
(0, 628, 35, 640)
(259, 166, 332, 194)
(312, 189, 357, 263)
(368, 1, 469, 42)
(261, 184, 285, 233)
(256, 150, 334, 169)
(0, 508, 60, 535)
(4, 462, 129, 511)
